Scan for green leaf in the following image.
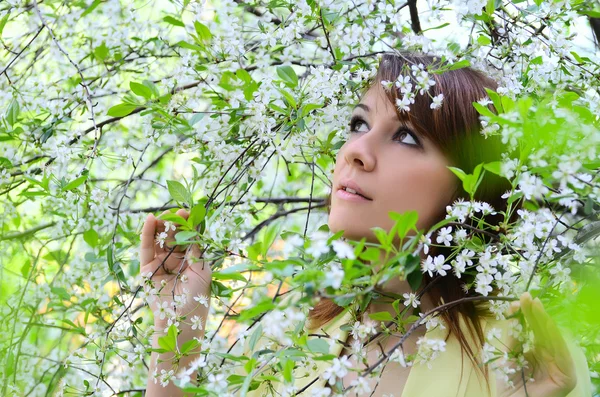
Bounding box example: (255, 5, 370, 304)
(194, 21, 212, 42)
(300, 103, 323, 118)
(448, 59, 470, 70)
(238, 300, 275, 322)
(389, 210, 419, 240)
(167, 180, 192, 205)
(403, 254, 420, 274)
(278, 88, 297, 109)
(359, 247, 380, 261)
(158, 212, 190, 227)
(81, 0, 102, 17)
(261, 221, 281, 258)
(407, 271, 423, 291)
(484, 87, 504, 114)
(477, 35, 491, 46)
(212, 272, 247, 282)
(248, 324, 263, 351)
(472, 102, 496, 118)
(180, 339, 200, 355)
(163, 15, 185, 27)
(157, 324, 178, 352)
(0, 12, 10, 36)
(20, 259, 31, 279)
(51, 287, 71, 301)
(62, 174, 88, 191)
(448, 166, 467, 182)
(93, 42, 109, 62)
(188, 203, 206, 228)
(175, 230, 197, 241)
(83, 229, 99, 248)
(483, 161, 501, 175)
(130, 81, 153, 99)
(282, 359, 294, 383)
(107, 103, 137, 117)
(306, 339, 330, 354)
(5, 99, 19, 126)
(276, 65, 298, 88)
(368, 311, 395, 322)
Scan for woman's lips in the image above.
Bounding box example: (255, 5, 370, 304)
(335, 188, 372, 202)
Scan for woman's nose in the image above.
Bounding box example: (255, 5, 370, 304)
(343, 134, 376, 172)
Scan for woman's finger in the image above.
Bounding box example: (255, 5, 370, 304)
(162, 208, 190, 252)
(502, 300, 523, 354)
(140, 213, 157, 266)
(531, 298, 576, 378)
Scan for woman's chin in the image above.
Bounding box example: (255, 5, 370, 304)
(328, 218, 375, 243)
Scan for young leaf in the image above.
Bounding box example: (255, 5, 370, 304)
(276, 65, 298, 88)
(107, 103, 137, 117)
(130, 81, 153, 99)
(157, 324, 178, 352)
(167, 180, 192, 205)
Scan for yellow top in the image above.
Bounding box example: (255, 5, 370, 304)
(240, 306, 592, 396)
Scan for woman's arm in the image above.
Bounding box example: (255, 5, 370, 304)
(145, 326, 204, 397)
(140, 209, 213, 396)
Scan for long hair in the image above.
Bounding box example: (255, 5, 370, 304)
(308, 52, 522, 391)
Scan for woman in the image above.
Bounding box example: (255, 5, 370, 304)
(140, 52, 591, 396)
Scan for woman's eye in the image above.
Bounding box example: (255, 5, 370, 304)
(394, 130, 419, 146)
(347, 116, 421, 148)
(348, 118, 369, 133)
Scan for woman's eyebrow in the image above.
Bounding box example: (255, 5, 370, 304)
(352, 103, 416, 130)
(354, 103, 369, 112)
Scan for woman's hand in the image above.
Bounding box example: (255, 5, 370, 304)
(139, 208, 212, 333)
(141, 208, 212, 396)
(500, 292, 577, 397)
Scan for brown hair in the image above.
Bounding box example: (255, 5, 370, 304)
(308, 52, 522, 390)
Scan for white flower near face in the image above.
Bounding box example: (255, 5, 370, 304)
(436, 226, 453, 247)
(473, 201, 496, 215)
(486, 327, 502, 341)
(193, 294, 210, 308)
(206, 372, 228, 393)
(445, 203, 469, 224)
(351, 319, 378, 340)
(190, 315, 203, 331)
(155, 231, 168, 249)
(350, 376, 372, 394)
(389, 348, 410, 367)
(395, 92, 414, 113)
(395, 74, 412, 93)
(325, 263, 344, 289)
(430, 93, 444, 109)
(155, 300, 174, 321)
(322, 355, 352, 385)
(516, 172, 549, 200)
(452, 249, 475, 279)
(158, 368, 175, 387)
(164, 220, 176, 233)
(189, 355, 208, 371)
(416, 337, 447, 368)
(419, 312, 446, 331)
(331, 239, 355, 259)
(380, 80, 394, 92)
(475, 274, 493, 296)
(282, 234, 304, 257)
(307, 231, 330, 258)
(427, 254, 450, 276)
(402, 292, 420, 308)
(310, 386, 332, 397)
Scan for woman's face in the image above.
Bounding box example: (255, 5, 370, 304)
(328, 83, 458, 244)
